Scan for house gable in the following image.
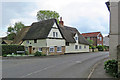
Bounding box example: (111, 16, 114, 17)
(47, 22, 63, 39)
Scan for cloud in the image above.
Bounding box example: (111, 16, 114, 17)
(1, 0, 110, 37)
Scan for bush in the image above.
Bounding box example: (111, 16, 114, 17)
(34, 51, 42, 56)
(3, 54, 7, 57)
(104, 60, 118, 78)
(97, 45, 104, 51)
(2, 44, 25, 56)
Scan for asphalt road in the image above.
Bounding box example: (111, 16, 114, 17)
(2, 52, 109, 78)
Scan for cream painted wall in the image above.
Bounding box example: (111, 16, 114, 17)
(48, 23, 62, 38)
(65, 33, 89, 53)
(65, 43, 89, 53)
(46, 39, 65, 47)
(21, 39, 47, 47)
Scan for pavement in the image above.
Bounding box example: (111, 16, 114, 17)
(90, 57, 116, 79)
(2, 52, 112, 78)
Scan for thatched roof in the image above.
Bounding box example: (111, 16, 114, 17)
(60, 26, 89, 45)
(12, 26, 31, 44)
(22, 19, 89, 45)
(23, 19, 58, 40)
(2, 40, 13, 44)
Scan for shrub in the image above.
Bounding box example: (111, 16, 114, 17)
(104, 60, 118, 78)
(34, 51, 42, 56)
(3, 54, 7, 57)
(2, 44, 25, 56)
(97, 45, 104, 51)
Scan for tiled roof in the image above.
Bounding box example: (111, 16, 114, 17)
(82, 32, 101, 37)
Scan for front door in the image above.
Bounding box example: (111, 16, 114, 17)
(29, 46, 32, 54)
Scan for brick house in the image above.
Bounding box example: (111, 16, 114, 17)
(82, 32, 103, 46)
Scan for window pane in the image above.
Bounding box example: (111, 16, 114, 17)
(49, 47, 54, 52)
(57, 46, 62, 52)
(53, 32, 55, 37)
(56, 32, 58, 38)
(75, 45, 78, 49)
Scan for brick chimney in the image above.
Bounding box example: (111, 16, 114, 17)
(59, 17, 64, 27)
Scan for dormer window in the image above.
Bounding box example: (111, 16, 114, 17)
(75, 37, 78, 40)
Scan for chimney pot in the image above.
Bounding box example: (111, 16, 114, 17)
(59, 17, 64, 27)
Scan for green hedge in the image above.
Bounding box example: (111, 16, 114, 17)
(2, 44, 25, 55)
(104, 60, 118, 78)
(97, 45, 104, 51)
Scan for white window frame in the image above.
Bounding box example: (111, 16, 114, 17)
(38, 47, 42, 52)
(100, 37, 102, 41)
(49, 47, 54, 52)
(57, 46, 62, 52)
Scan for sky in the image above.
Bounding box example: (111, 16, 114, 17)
(0, 0, 109, 37)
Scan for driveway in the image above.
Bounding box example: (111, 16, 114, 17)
(2, 52, 109, 78)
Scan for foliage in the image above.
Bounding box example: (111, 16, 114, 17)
(87, 39, 94, 46)
(36, 10, 60, 22)
(14, 22, 25, 32)
(104, 60, 118, 78)
(3, 54, 7, 57)
(7, 32, 16, 40)
(7, 22, 25, 40)
(92, 46, 96, 49)
(34, 51, 42, 56)
(96, 45, 104, 51)
(2, 44, 25, 56)
(34, 51, 46, 56)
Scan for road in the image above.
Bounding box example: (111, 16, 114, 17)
(2, 52, 109, 78)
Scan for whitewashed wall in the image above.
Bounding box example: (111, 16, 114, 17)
(65, 33, 89, 53)
(65, 43, 89, 53)
(22, 39, 47, 47)
(48, 23, 62, 38)
(46, 39, 65, 47)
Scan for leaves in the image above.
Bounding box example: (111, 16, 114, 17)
(36, 10, 60, 21)
(7, 22, 25, 40)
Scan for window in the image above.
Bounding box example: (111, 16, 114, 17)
(100, 37, 102, 41)
(75, 45, 78, 49)
(75, 37, 78, 40)
(38, 48, 42, 52)
(26, 40, 29, 44)
(53, 32, 56, 37)
(87, 37, 90, 40)
(57, 46, 62, 52)
(79, 46, 82, 49)
(49, 47, 54, 52)
(56, 32, 58, 38)
(66, 42, 69, 46)
(34, 39, 37, 43)
(53, 32, 58, 38)
(84, 46, 86, 49)
(98, 37, 99, 39)
(25, 47, 28, 51)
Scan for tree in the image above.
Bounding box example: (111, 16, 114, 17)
(36, 10, 60, 21)
(7, 22, 25, 40)
(14, 22, 25, 33)
(87, 39, 94, 46)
